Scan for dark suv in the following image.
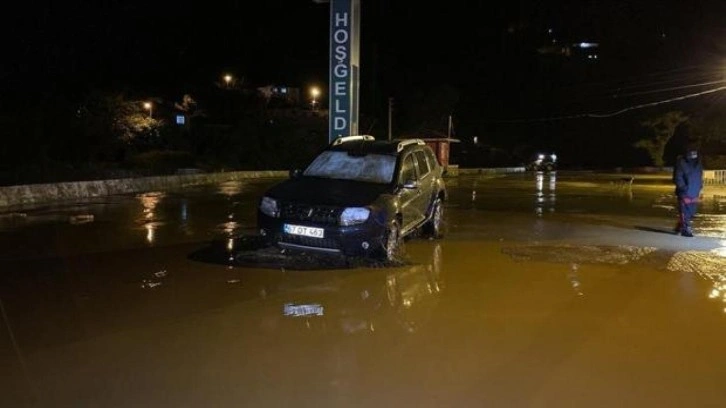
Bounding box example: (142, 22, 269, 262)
(257, 135, 447, 260)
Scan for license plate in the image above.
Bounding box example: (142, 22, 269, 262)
(283, 303, 324, 317)
(284, 224, 324, 238)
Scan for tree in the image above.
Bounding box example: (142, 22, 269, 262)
(174, 94, 202, 119)
(689, 111, 726, 149)
(634, 111, 689, 167)
(113, 98, 164, 146)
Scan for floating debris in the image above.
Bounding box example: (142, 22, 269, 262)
(283, 303, 324, 317)
(141, 280, 162, 289)
(69, 214, 94, 224)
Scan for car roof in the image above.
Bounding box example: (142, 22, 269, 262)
(328, 137, 428, 156)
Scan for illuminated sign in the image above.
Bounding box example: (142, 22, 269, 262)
(328, 0, 359, 142)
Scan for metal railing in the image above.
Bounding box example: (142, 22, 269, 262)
(703, 170, 726, 185)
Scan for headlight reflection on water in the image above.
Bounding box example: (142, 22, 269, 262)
(534, 172, 557, 216)
(137, 192, 166, 244)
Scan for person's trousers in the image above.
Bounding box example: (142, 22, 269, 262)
(677, 196, 698, 232)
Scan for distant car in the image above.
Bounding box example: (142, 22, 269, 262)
(257, 135, 447, 260)
(526, 153, 557, 172)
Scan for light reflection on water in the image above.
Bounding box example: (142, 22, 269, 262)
(705, 247, 726, 314)
(534, 172, 557, 216)
(273, 242, 445, 335)
(218, 181, 244, 197)
(136, 192, 166, 244)
(693, 214, 726, 239)
(699, 195, 726, 210)
(667, 245, 726, 314)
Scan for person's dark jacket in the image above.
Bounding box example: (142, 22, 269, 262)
(673, 155, 703, 199)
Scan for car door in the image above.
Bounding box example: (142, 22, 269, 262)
(413, 149, 436, 218)
(398, 153, 424, 234)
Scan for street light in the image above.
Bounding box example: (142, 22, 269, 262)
(223, 74, 233, 88)
(143, 102, 153, 119)
(310, 86, 320, 111)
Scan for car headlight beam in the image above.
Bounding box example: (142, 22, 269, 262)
(340, 207, 370, 226)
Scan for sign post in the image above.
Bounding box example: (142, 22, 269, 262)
(328, 0, 360, 143)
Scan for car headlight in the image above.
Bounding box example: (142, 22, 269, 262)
(259, 196, 279, 218)
(339, 207, 370, 226)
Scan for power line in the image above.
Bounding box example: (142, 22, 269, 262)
(485, 85, 726, 123)
(551, 64, 724, 101)
(613, 79, 726, 98)
(588, 85, 726, 118)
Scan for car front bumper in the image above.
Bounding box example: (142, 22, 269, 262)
(257, 211, 387, 257)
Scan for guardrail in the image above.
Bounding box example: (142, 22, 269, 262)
(703, 170, 726, 185)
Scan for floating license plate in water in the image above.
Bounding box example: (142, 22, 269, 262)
(284, 224, 324, 238)
(283, 303, 324, 317)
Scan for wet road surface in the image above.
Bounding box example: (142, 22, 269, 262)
(2, 172, 726, 407)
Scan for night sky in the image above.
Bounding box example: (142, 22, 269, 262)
(4, 1, 726, 138)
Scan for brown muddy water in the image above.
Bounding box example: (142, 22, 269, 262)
(2, 171, 726, 407)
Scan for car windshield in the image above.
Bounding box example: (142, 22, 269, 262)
(303, 150, 396, 183)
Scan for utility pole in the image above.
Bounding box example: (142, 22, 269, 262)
(388, 97, 393, 141)
(447, 114, 453, 139)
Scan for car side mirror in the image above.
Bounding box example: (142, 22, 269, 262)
(403, 179, 419, 189)
(289, 169, 302, 178)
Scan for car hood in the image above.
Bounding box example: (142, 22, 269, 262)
(266, 177, 393, 207)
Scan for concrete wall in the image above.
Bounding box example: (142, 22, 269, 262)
(13, 166, 680, 209)
(0, 170, 288, 209)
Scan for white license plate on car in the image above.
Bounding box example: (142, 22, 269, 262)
(284, 224, 325, 238)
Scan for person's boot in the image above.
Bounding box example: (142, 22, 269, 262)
(681, 225, 694, 237)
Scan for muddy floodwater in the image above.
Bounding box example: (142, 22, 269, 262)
(2, 171, 726, 407)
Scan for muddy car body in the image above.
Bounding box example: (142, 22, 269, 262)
(257, 136, 447, 260)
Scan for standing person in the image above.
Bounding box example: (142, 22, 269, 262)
(673, 145, 704, 237)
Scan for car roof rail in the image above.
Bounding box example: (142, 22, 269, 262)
(331, 135, 375, 146)
(395, 138, 425, 152)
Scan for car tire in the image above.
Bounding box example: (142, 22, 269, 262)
(379, 221, 401, 262)
(422, 198, 444, 239)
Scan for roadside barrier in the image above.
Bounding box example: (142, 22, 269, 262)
(703, 170, 726, 185)
(0, 170, 288, 208)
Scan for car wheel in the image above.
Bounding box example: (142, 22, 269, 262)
(422, 198, 444, 239)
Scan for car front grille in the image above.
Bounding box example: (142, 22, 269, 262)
(280, 203, 341, 226)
